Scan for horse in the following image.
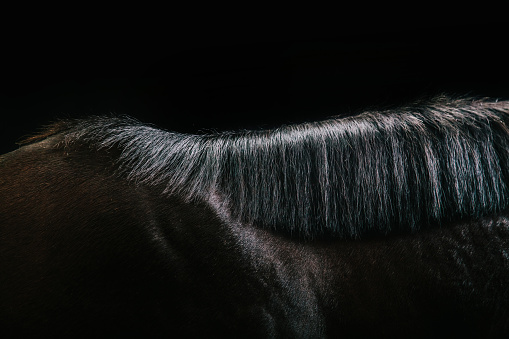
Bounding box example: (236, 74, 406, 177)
(1, 95, 508, 337)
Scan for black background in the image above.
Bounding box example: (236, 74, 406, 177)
(1, 22, 507, 155)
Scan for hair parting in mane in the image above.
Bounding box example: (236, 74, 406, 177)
(47, 96, 509, 238)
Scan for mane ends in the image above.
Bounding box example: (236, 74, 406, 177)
(54, 96, 509, 238)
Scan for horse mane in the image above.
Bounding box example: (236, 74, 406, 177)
(34, 96, 509, 238)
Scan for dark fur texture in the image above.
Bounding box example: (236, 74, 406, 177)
(2, 96, 509, 337)
(34, 96, 509, 238)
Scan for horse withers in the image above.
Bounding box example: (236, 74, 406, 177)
(1, 96, 508, 337)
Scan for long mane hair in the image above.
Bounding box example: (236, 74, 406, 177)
(26, 96, 509, 238)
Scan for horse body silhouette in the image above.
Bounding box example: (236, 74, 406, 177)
(1, 96, 509, 337)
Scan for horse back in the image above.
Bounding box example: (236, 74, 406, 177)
(1, 127, 509, 337)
